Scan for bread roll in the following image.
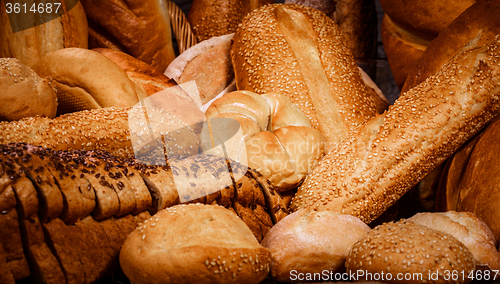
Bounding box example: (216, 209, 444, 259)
(187, 0, 273, 42)
(231, 4, 388, 152)
(0, 58, 57, 121)
(346, 220, 475, 284)
(203, 91, 325, 191)
(291, 36, 500, 223)
(0, 0, 88, 68)
(409, 211, 500, 271)
(262, 209, 370, 282)
(402, 0, 500, 93)
(119, 204, 271, 284)
(33, 48, 146, 115)
(81, 0, 176, 72)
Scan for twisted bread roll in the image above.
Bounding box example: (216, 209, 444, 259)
(291, 37, 500, 223)
(203, 91, 325, 192)
(231, 4, 388, 152)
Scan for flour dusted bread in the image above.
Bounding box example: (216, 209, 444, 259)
(119, 204, 271, 284)
(231, 4, 387, 151)
(291, 37, 500, 223)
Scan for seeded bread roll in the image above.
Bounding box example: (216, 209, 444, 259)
(81, 0, 176, 72)
(0, 0, 88, 68)
(409, 211, 500, 271)
(231, 4, 388, 152)
(291, 37, 500, 223)
(0, 58, 57, 121)
(262, 209, 370, 282)
(119, 204, 272, 284)
(346, 220, 475, 284)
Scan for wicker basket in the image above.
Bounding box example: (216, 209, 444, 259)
(165, 0, 197, 54)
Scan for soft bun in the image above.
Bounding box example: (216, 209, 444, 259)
(346, 220, 475, 284)
(262, 209, 370, 282)
(409, 211, 500, 271)
(0, 58, 57, 121)
(119, 204, 271, 284)
(33, 48, 145, 115)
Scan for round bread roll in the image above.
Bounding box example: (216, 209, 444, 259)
(33, 48, 146, 115)
(231, 4, 388, 152)
(408, 211, 500, 271)
(119, 203, 271, 284)
(346, 220, 476, 284)
(81, 0, 176, 72)
(261, 209, 370, 282)
(402, 0, 500, 93)
(187, 0, 273, 42)
(203, 91, 325, 191)
(0, 58, 57, 121)
(0, 1, 88, 68)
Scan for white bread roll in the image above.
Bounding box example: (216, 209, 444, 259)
(0, 58, 57, 121)
(119, 204, 271, 284)
(231, 4, 388, 152)
(409, 211, 500, 271)
(262, 209, 370, 282)
(291, 36, 500, 223)
(203, 91, 325, 191)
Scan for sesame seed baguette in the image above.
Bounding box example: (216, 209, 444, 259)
(291, 36, 500, 223)
(0, 106, 200, 159)
(231, 4, 388, 152)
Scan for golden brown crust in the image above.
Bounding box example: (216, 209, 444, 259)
(231, 4, 386, 151)
(119, 204, 271, 284)
(346, 220, 476, 284)
(262, 210, 370, 282)
(0, 58, 58, 121)
(379, 0, 476, 41)
(187, 0, 273, 42)
(381, 15, 429, 89)
(402, 0, 500, 93)
(409, 211, 500, 271)
(0, 1, 88, 68)
(81, 0, 175, 72)
(291, 37, 500, 223)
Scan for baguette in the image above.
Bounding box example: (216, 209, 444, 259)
(291, 37, 500, 223)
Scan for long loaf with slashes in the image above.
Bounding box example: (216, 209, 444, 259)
(291, 37, 500, 223)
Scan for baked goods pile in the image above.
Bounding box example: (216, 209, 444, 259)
(2, 0, 500, 283)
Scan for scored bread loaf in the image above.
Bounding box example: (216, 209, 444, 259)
(291, 36, 500, 223)
(203, 91, 325, 192)
(231, 4, 388, 152)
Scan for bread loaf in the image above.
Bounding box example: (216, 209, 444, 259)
(291, 36, 500, 223)
(187, 0, 273, 42)
(0, 0, 88, 68)
(0, 58, 57, 121)
(231, 4, 388, 152)
(402, 0, 500, 93)
(203, 91, 325, 191)
(81, 0, 176, 72)
(120, 204, 272, 284)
